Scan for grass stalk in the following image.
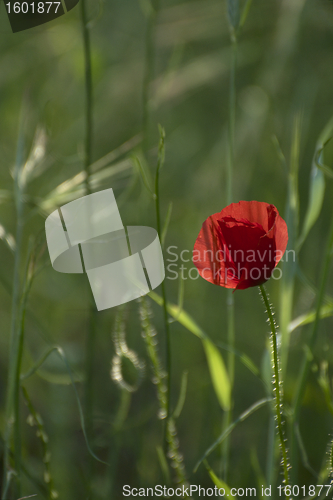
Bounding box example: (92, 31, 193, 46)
(80, 0, 96, 491)
(2, 113, 26, 499)
(140, 0, 171, 442)
(154, 129, 172, 439)
(141, 0, 171, 438)
(142, 0, 159, 153)
(140, 298, 188, 486)
(259, 285, 290, 497)
(107, 389, 131, 497)
(80, 0, 93, 194)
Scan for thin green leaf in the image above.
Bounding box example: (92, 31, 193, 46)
(161, 201, 173, 246)
(149, 291, 230, 410)
(317, 362, 333, 417)
(288, 303, 333, 333)
(0, 223, 16, 252)
(216, 341, 260, 379)
(316, 162, 333, 179)
(203, 339, 230, 411)
(20, 127, 47, 186)
(39, 159, 133, 212)
(149, 290, 208, 340)
(156, 446, 171, 484)
(279, 114, 301, 374)
(227, 0, 240, 30)
(132, 155, 154, 196)
(250, 448, 266, 493)
(22, 346, 83, 384)
(239, 0, 253, 29)
(204, 460, 233, 496)
(89, 134, 142, 173)
(194, 398, 272, 472)
(297, 162, 325, 251)
(177, 274, 184, 311)
(294, 423, 317, 477)
(149, 291, 261, 381)
(315, 139, 333, 178)
(173, 371, 188, 419)
(21, 346, 107, 465)
(272, 134, 288, 175)
(157, 124, 166, 171)
(298, 116, 333, 250)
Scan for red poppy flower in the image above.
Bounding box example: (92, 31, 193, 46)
(193, 201, 288, 290)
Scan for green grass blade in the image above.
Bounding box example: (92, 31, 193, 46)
(21, 346, 107, 466)
(39, 158, 133, 213)
(279, 114, 301, 376)
(156, 446, 171, 484)
(153, 294, 229, 411)
(161, 201, 173, 247)
(227, 0, 240, 30)
(149, 290, 207, 339)
(149, 291, 261, 380)
(132, 154, 154, 196)
(173, 371, 188, 419)
(288, 303, 333, 333)
(203, 338, 230, 411)
(194, 398, 272, 472)
(239, 0, 253, 29)
(0, 223, 16, 252)
(216, 341, 260, 379)
(204, 460, 233, 496)
(297, 116, 333, 250)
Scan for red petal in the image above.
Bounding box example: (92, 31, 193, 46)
(193, 200, 288, 290)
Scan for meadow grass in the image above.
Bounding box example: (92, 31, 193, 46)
(1, 1, 333, 499)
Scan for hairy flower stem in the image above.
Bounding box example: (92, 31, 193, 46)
(141, 0, 170, 450)
(259, 285, 290, 498)
(221, 32, 237, 482)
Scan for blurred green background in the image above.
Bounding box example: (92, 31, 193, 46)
(1, 0, 333, 498)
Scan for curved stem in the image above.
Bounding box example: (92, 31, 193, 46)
(259, 285, 290, 497)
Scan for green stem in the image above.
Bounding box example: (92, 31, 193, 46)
(141, 0, 170, 450)
(2, 114, 26, 499)
(142, 0, 158, 153)
(80, 0, 95, 491)
(290, 210, 333, 476)
(107, 390, 131, 497)
(226, 36, 237, 206)
(221, 290, 234, 479)
(259, 285, 290, 497)
(221, 31, 237, 483)
(81, 0, 93, 194)
(155, 149, 172, 438)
